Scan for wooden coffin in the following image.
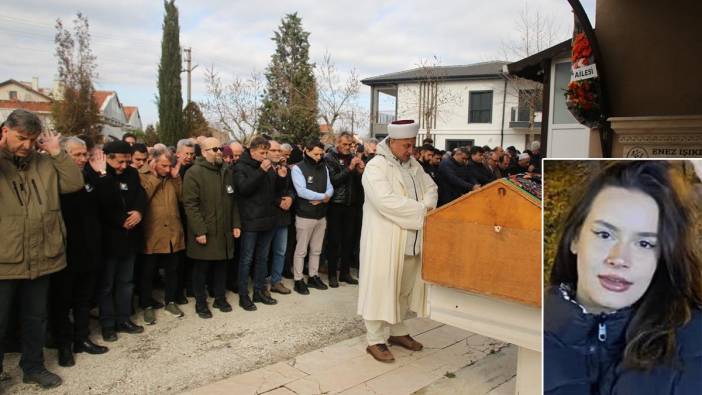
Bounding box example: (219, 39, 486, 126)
(422, 178, 542, 307)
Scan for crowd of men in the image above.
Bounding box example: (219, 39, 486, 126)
(413, 140, 542, 206)
(0, 109, 540, 389)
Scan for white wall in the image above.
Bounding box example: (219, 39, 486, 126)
(127, 112, 143, 131)
(102, 95, 127, 125)
(396, 78, 535, 151)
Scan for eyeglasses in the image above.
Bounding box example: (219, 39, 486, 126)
(205, 147, 221, 153)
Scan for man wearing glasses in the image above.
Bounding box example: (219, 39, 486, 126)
(183, 138, 241, 318)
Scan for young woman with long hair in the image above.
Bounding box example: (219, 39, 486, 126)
(545, 161, 702, 394)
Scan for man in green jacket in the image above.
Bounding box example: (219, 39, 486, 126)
(0, 109, 83, 389)
(183, 137, 241, 319)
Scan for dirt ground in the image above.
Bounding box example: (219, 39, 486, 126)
(1, 278, 364, 395)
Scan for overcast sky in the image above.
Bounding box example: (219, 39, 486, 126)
(0, 0, 595, 130)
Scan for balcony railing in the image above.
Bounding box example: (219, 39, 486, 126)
(377, 111, 396, 125)
(510, 107, 542, 129)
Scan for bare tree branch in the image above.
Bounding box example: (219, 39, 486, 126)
(202, 65, 264, 144)
(501, 4, 567, 133)
(315, 50, 360, 132)
(400, 56, 463, 141)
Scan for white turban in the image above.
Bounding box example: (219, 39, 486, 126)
(387, 120, 419, 139)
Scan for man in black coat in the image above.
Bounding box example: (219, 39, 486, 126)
(267, 140, 294, 295)
(95, 140, 147, 342)
(436, 147, 479, 206)
(324, 132, 363, 287)
(465, 146, 496, 186)
(50, 137, 109, 368)
(418, 144, 438, 182)
(234, 136, 287, 311)
(175, 138, 196, 300)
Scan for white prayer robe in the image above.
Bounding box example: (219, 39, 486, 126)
(357, 140, 438, 324)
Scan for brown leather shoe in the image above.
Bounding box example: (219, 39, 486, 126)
(366, 343, 395, 363)
(271, 282, 291, 294)
(388, 335, 423, 351)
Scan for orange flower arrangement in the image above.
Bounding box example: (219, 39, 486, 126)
(565, 31, 601, 127)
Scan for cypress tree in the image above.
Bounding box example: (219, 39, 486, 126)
(259, 13, 319, 144)
(157, 0, 184, 146)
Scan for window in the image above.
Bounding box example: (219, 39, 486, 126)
(517, 89, 543, 122)
(553, 62, 578, 124)
(468, 91, 493, 123)
(445, 139, 475, 151)
(9, 91, 18, 100)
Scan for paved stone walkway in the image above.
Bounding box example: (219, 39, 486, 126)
(184, 318, 517, 395)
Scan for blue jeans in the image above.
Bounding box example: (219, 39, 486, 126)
(98, 254, 135, 328)
(270, 226, 288, 284)
(238, 230, 275, 293)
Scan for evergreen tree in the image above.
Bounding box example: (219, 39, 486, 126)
(259, 13, 319, 144)
(183, 101, 209, 137)
(157, 0, 184, 146)
(52, 13, 101, 142)
(143, 124, 161, 146)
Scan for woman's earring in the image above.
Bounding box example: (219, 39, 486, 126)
(570, 241, 577, 255)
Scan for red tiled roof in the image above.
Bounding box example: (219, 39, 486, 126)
(320, 124, 332, 133)
(93, 91, 114, 109)
(123, 106, 138, 120)
(0, 100, 52, 113)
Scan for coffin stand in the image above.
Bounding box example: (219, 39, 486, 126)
(423, 177, 542, 395)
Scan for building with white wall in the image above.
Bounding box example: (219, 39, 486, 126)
(362, 61, 542, 151)
(507, 40, 593, 158)
(0, 78, 143, 142)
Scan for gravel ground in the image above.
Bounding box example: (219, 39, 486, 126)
(1, 277, 364, 395)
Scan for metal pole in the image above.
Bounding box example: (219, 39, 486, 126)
(184, 48, 192, 104)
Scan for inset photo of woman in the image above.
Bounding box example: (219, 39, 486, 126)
(543, 160, 702, 394)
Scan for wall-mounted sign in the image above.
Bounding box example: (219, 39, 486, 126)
(624, 145, 702, 158)
(571, 64, 599, 82)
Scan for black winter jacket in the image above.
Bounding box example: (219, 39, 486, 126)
(233, 150, 286, 232)
(97, 164, 147, 257)
(59, 165, 105, 272)
(436, 157, 477, 206)
(273, 164, 294, 228)
(324, 148, 362, 206)
(466, 158, 496, 185)
(545, 285, 702, 395)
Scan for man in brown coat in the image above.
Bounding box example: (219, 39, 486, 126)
(0, 109, 83, 389)
(138, 148, 186, 324)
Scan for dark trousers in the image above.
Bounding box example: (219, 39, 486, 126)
(326, 203, 358, 277)
(98, 254, 136, 328)
(140, 253, 179, 308)
(192, 260, 226, 306)
(0, 276, 50, 374)
(226, 238, 240, 290)
(49, 269, 96, 346)
(178, 251, 193, 296)
(283, 222, 296, 275)
(351, 204, 363, 268)
(238, 230, 274, 293)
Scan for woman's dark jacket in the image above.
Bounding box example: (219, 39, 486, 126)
(545, 285, 702, 395)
